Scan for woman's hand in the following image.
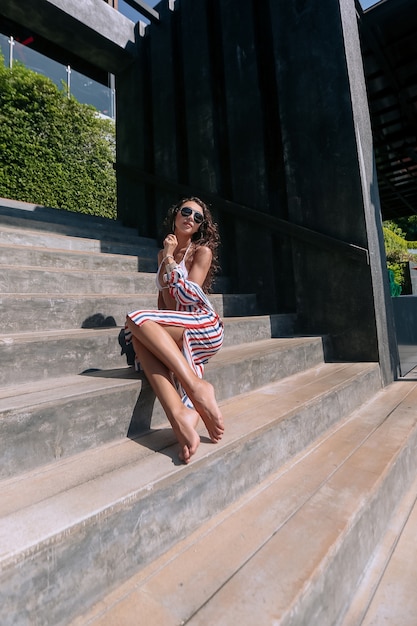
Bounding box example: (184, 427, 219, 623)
(163, 233, 177, 258)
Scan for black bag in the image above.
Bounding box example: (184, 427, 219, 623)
(118, 328, 135, 366)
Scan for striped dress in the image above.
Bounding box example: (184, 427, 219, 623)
(125, 264, 224, 408)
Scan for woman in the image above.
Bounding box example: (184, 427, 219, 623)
(125, 197, 224, 464)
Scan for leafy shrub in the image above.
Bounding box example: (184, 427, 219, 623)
(0, 54, 116, 218)
(383, 222, 416, 291)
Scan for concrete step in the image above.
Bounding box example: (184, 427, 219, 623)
(0, 336, 325, 479)
(68, 376, 417, 626)
(0, 222, 158, 257)
(0, 258, 234, 299)
(0, 214, 153, 247)
(0, 314, 296, 387)
(223, 312, 296, 344)
(340, 470, 417, 626)
(0, 292, 258, 332)
(0, 361, 382, 626)
(0, 201, 245, 298)
(0, 264, 158, 294)
(0, 242, 156, 273)
(0, 199, 150, 246)
(0, 197, 138, 235)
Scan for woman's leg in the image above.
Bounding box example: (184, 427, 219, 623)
(132, 336, 200, 463)
(126, 317, 224, 442)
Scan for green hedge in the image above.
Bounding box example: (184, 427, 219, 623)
(383, 222, 416, 292)
(0, 54, 116, 218)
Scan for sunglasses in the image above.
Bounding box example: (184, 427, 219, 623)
(179, 206, 204, 224)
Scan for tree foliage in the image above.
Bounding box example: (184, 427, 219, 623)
(383, 221, 417, 291)
(390, 215, 417, 241)
(0, 54, 116, 218)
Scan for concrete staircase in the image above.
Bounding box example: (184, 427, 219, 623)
(0, 198, 416, 626)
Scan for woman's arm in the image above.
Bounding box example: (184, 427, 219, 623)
(157, 249, 174, 310)
(165, 246, 213, 311)
(188, 246, 212, 287)
(158, 243, 213, 310)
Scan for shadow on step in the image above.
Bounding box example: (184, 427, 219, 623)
(79, 366, 205, 462)
(80, 366, 156, 433)
(81, 314, 117, 328)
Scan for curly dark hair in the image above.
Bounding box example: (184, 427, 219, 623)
(163, 196, 221, 293)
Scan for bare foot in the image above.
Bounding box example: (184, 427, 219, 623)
(169, 407, 201, 464)
(189, 379, 224, 443)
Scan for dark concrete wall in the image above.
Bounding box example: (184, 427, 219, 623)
(267, 0, 398, 381)
(117, 0, 294, 313)
(392, 296, 417, 376)
(392, 297, 417, 343)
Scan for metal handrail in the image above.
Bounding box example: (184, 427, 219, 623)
(116, 163, 370, 264)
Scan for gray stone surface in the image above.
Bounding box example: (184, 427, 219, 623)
(0, 214, 157, 247)
(0, 292, 257, 332)
(0, 265, 157, 295)
(0, 315, 295, 386)
(0, 197, 139, 233)
(0, 225, 159, 257)
(0, 336, 324, 479)
(0, 243, 154, 273)
(0, 362, 382, 626)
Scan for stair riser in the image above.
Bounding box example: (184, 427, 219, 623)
(0, 199, 139, 235)
(0, 245, 156, 273)
(281, 422, 417, 626)
(0, 317, 293, 387)
(0, 294, 258, 332)
(0, 331, 126, 387)
(1, 248, 231, 287)
(0, 339, 324, 479)
(223, 314, 295, 346)
(0, 296, 155, 333)
(210, 339, 325, 402)
(0, 227, 157, 257)
(0, 267, 157, 295)
(0, 214, 152, 247)
(0, 367, 382, 626)
(0, 381, 142, 481)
